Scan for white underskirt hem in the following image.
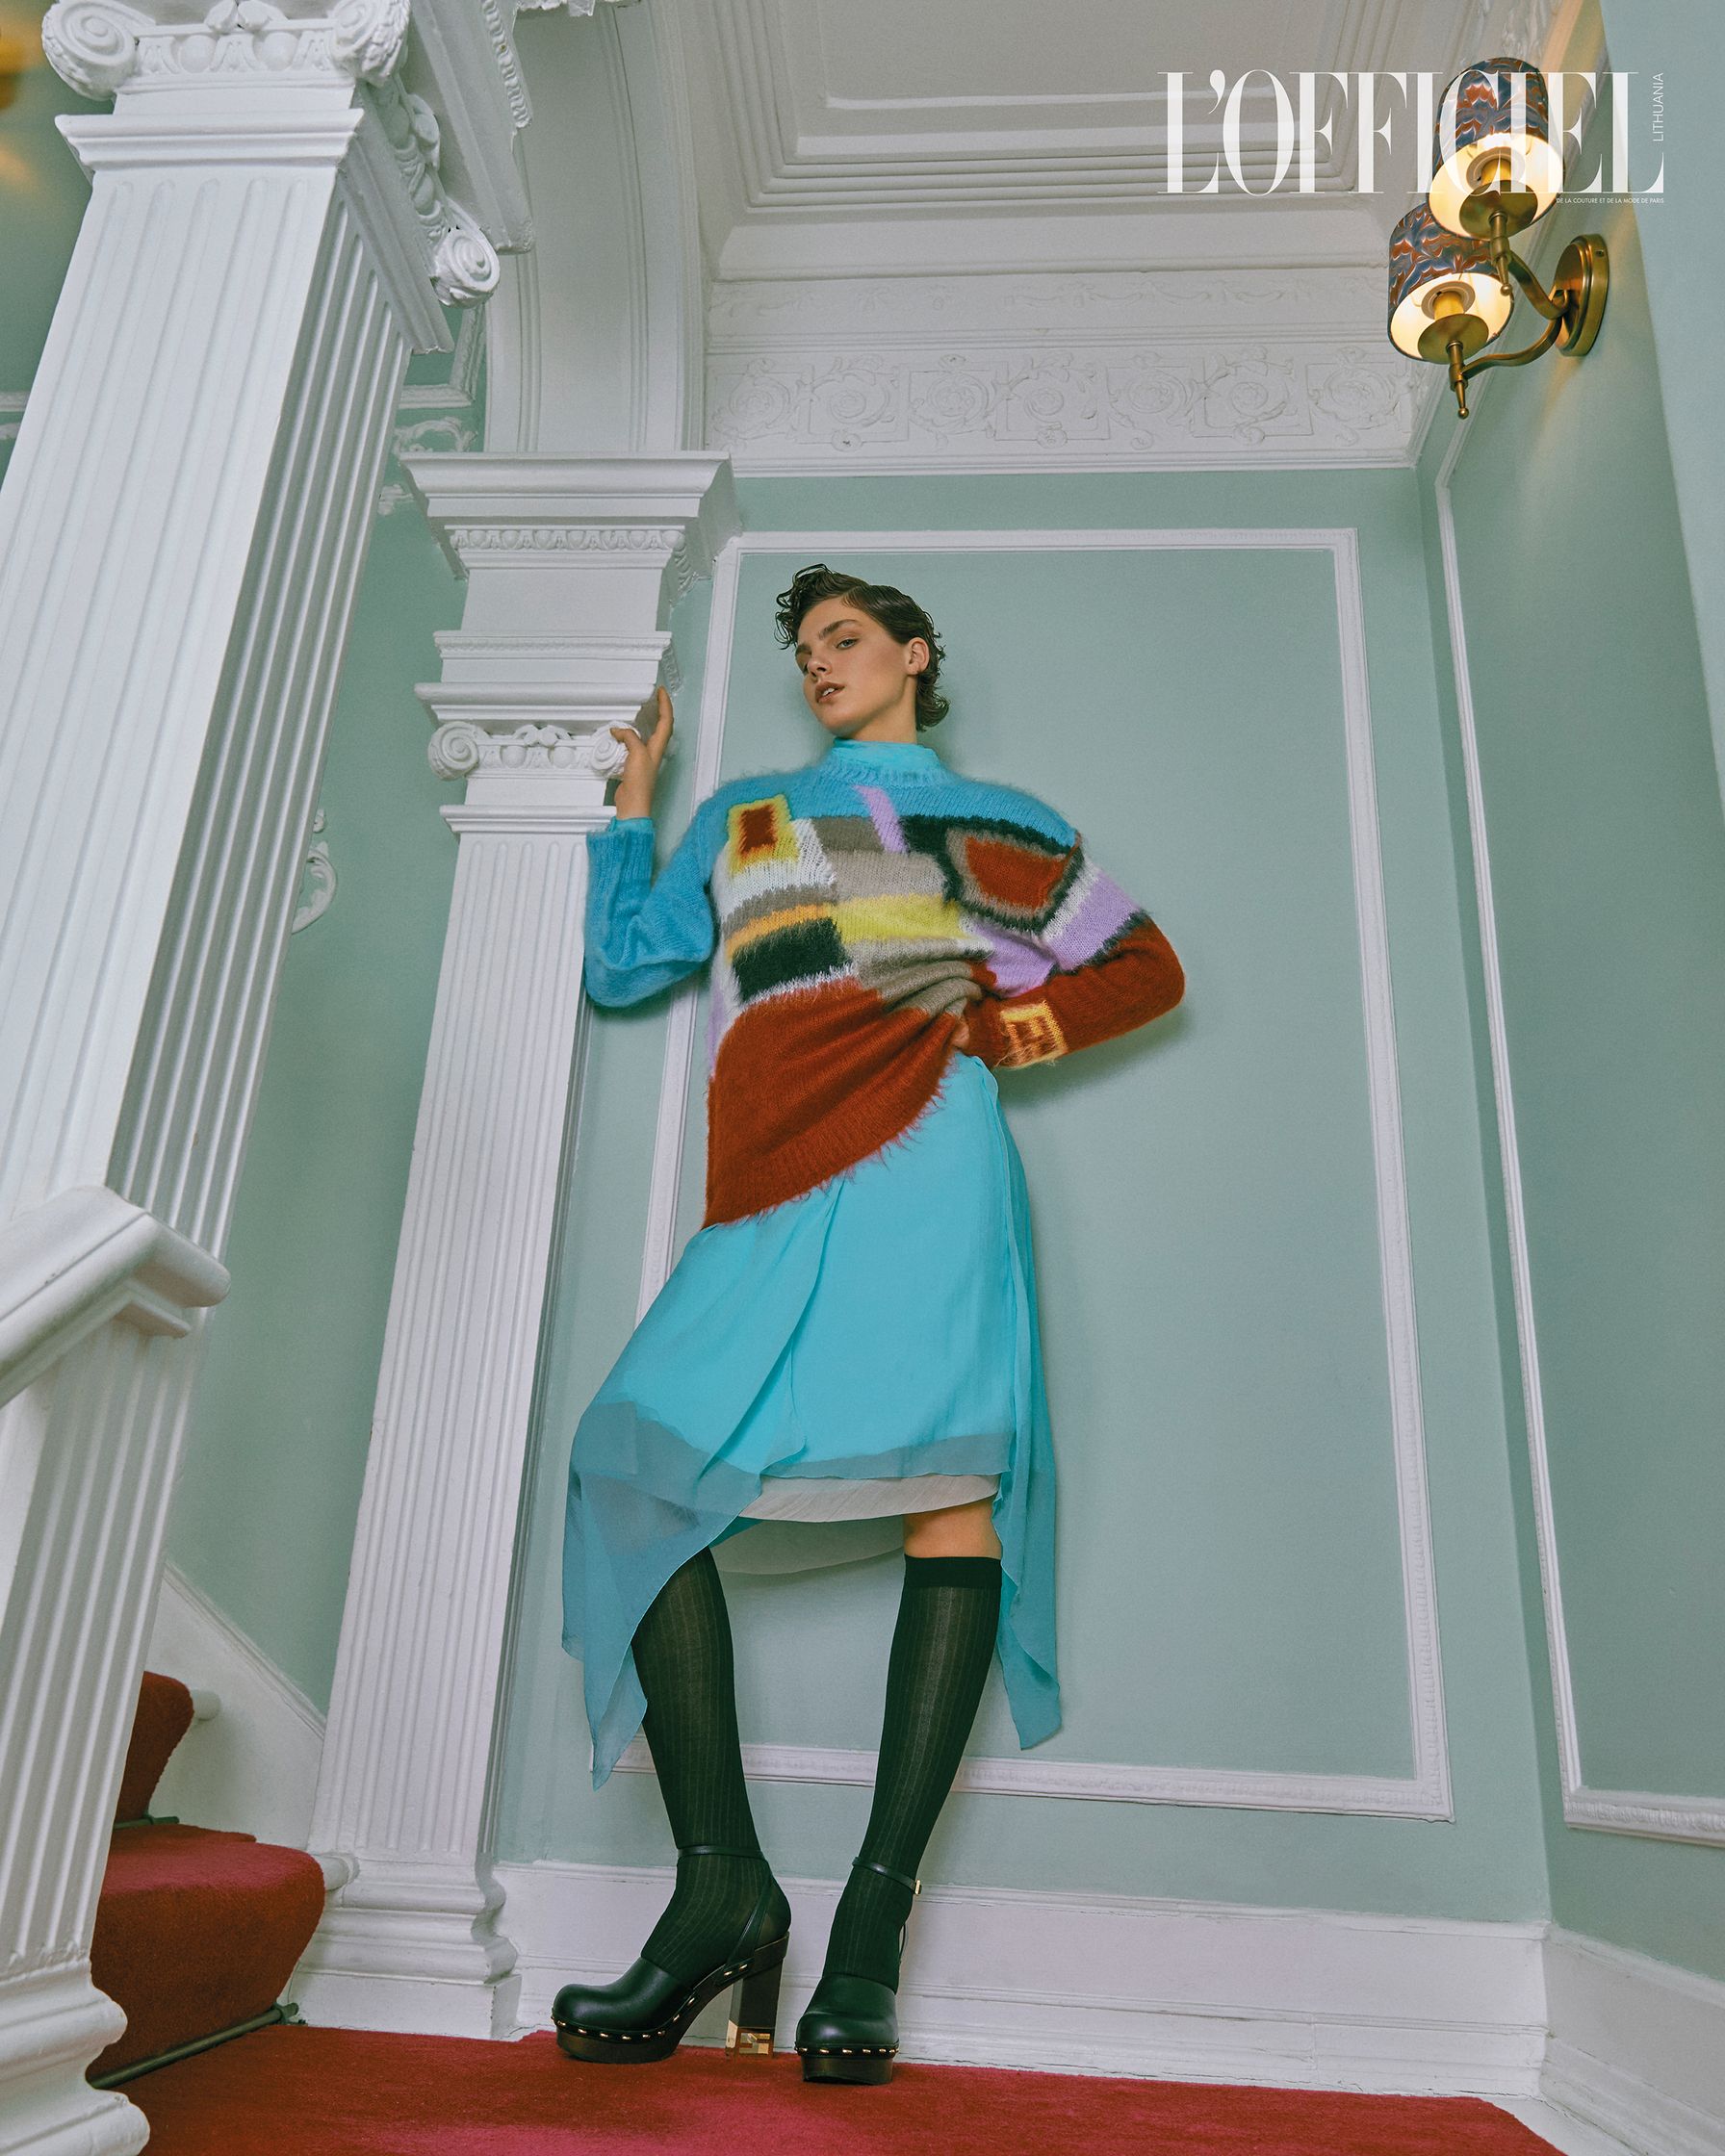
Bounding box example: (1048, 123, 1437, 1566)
(738, 1471, 999, 1524)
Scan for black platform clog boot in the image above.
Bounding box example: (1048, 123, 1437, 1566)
(795, 1859, 919, 2085)
(553, 1845, 791, 2064)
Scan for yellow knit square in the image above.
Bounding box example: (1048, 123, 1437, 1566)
(997, 1001, 1068, 1065)
(832, 893, 963, 946)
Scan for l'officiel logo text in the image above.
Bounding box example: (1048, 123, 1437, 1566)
(1160, 71, 1663, 196)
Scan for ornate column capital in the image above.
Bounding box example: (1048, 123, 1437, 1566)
(402, 452, 738, 811)
(41, 0, 529, 330)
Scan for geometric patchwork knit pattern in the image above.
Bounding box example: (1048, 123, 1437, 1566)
(585, 741, 1184, 1225)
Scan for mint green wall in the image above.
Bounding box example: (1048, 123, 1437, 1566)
(0, 56, 95, 399)
(1598, 0, 1725, 809)
(497, 470, 1552, 1922)
(1420, 151, 1725, 1977)
(162, 498, 467, 1708)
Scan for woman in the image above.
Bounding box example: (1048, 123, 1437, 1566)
(553, 565, 1184, 2085)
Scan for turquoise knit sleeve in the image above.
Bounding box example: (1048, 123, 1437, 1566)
(583, 803, 717, 1007)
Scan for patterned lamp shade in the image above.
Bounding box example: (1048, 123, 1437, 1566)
(1429, 56, 1563, 236)
(1387, 204, 1513, 360)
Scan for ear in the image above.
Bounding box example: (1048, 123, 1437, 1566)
(904, 635, 931, 678)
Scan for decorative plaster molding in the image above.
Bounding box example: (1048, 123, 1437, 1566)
(476, 0, 529, 129)
(398, 304, 483, 412)
(707, 342, 1418, 472)
(446, 522, 688, 555)
(1436, 405, 1725, 1850)
(378, 415, 479, 515)
(290, 808, 336, 934)
(427, 720, 629, 783)
(702, 0, 1360, 213)
(367, 71, 501, 305)
(708, 269, 1390, 343)
(41, 0, 499, 309)
(636, 528, 1451, 1823)
(42, 0, 410, 100)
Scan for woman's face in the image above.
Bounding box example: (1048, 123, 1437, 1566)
(793, 594, 928, 740)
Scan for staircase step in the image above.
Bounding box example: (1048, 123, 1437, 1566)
(115, 1671, 195, 1825)
(90, 1822, 325, 2079)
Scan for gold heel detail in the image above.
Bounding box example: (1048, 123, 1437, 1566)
(724, 1938, 785, 2058)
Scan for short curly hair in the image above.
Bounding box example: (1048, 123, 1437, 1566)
(773, 562, 949, 730)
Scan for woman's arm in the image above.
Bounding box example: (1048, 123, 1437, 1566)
(965, 831, 1184, 1069)
(583, 810, 718, 1007)
(583, 688, 718, 1008)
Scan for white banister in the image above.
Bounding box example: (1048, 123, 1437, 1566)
(0, 1187, 229, 1412)
(0, 4, 528, 2147)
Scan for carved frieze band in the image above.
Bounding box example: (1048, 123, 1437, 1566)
(446, 525, 699, 600)
(708, 342, 1419, 469)
(40, 0, 499, 306)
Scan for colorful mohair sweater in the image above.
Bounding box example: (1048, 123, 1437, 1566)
(584, 735, 1184, 1225)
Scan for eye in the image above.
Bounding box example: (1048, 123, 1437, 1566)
(837, 636, 858, 649)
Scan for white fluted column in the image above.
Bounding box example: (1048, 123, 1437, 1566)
(297, 453, 735, 2037)
(0, 7, 522, 2147)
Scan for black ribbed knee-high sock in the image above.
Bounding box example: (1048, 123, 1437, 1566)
(630, 1548, 771, 1984)
(823, 1553, 1002, 1989)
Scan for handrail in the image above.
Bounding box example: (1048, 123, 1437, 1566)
(0, 1186, 228, 1410)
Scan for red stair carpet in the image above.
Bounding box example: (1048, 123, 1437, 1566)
(126, 2024, 1559, 2154)
(90, 1673, 326, 2080)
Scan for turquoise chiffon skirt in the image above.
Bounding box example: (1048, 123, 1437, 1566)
(561, 1051, 1060, 1786)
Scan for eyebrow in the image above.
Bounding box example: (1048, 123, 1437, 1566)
(793, 615, 864, 660)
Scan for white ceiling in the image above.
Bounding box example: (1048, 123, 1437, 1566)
(677, 0, 1560, 276)
(522, 0, 1580, 471)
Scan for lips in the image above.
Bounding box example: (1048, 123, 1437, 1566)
(815, 682, 843, 703)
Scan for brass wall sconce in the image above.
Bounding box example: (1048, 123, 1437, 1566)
(0, 10, 42, 115)
(1387, 57, 1609, 419)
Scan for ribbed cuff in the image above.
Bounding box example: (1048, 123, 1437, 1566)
(904, 1555, 1002, 1590)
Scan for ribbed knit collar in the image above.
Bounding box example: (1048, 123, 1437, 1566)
(822, 735, 945, 777)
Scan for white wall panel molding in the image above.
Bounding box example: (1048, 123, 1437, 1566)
(1435, 424, 1725, 1850)
(296, 453, 736, 2040)
(493, 1858, 1548, 2096)
(635, 527, 1451, 1823)
(0, 20, 512, 2139)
